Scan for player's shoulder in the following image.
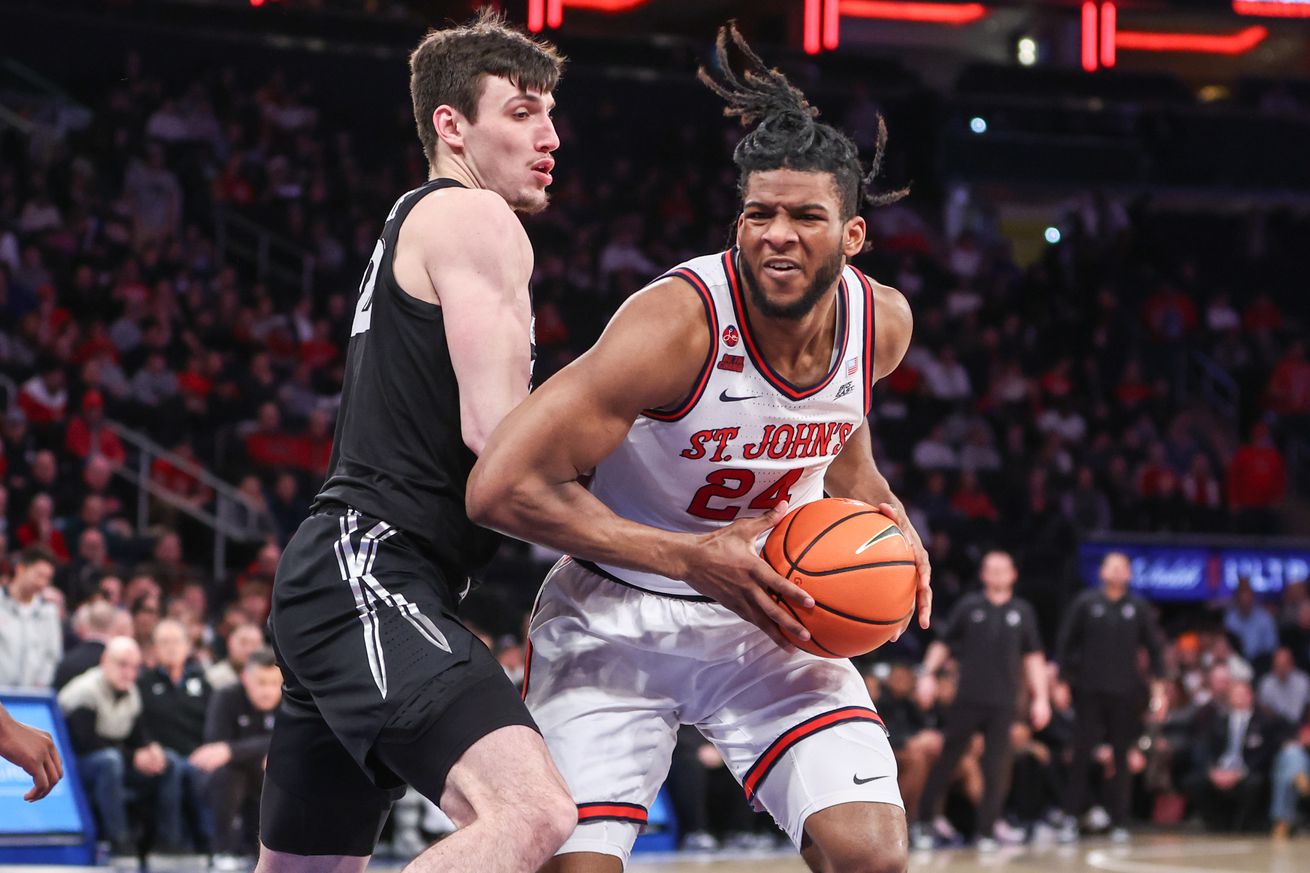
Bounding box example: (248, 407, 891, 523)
(865, 276, 911, 331)
(406, 186, 527, 250)
(616, 261, 718, 329)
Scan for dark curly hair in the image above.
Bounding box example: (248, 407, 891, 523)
(698, 22, 907, 221)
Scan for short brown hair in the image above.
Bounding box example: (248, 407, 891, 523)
(17, 545, 57, 569)
(409, 8, 564, 167)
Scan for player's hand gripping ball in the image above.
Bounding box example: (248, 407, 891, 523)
(762, 498, 917, 657)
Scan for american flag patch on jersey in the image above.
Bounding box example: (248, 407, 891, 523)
(846, 357, 858, 376)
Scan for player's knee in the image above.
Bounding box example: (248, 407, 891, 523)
(506, 791, 576, 865)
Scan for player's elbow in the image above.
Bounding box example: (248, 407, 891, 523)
(465, 460, 506, 529)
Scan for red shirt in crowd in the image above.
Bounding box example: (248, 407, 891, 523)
(1227, 443, 1287, 509)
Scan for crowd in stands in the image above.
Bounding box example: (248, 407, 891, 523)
(0, 28, 1307, 860)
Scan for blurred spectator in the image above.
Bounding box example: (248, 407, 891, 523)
(15, 493, 68, 561)
(138, 619, 212, 851)
(1227, 423, 1287, 532)
(57, 637, 185, 853)
(0, 546, 63, 688)
(1225, 580, 1280, 671)
(65, 390, 126, 465)
(205, 623, 266, 691)
(1270, 721, 1310, 839)
(1258, 648, 1310, 725)
(1283, 601, 1310, 674)
(190, 648, 281, 863)
(55, 599, 132, 689)
(1186, 680, 1286, 832)
(17, 359, 67, 425)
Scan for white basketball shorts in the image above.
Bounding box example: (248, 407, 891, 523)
(523, 557, 902, 865)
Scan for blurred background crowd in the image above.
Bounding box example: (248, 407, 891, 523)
(1, 0, 1308, 861)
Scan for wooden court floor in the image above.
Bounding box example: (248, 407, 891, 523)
(627, 834, 1310, 872)
(4, 834, 1306, 872)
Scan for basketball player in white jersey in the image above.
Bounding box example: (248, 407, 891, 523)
(468, 25, 929, 873)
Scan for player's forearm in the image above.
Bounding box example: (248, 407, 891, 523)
(468, 473, 694, 579)
(922, 641, 950, 676)
(1024, 653, 1049, 703)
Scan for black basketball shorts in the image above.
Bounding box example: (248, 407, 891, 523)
(260, 504, 537, 856)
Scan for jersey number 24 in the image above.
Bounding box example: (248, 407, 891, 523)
(686, 468, 803, 521)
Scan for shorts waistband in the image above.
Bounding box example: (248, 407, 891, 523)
(573, 559, 715, 603)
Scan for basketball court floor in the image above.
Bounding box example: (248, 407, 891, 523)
(3, 834, 1305, 873)
(626, 834, 1310, 872)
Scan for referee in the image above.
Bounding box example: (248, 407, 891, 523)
(1055, 551, 1166, 843)
(911, 551, 1049, 851)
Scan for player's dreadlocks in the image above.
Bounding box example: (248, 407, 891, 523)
(698, 22, 908, 221)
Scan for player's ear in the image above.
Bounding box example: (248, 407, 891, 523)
(843, 215, 867, 257)
(433, 105, 464, 152)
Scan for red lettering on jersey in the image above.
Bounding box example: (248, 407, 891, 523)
(766, 424, 796, 459)
(786, 423, 813, 460)
(742, 424, 773, 460)
(830, 422, 855, 454)
(681, 430, 713, 460)
(717, 353, 744, 372)
(709, 427, 740, 463)
(804, 422, 832, 458)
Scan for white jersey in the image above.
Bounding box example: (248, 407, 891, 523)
(589, 248, 877, 597)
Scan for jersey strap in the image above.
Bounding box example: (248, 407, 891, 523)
(851, 267, 878, 415)
(641, 268, 718, 422)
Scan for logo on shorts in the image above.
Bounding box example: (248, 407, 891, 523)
(723, 325, 740, 347)
(853, 773, 888, 785)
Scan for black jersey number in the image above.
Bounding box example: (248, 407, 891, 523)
(351, 238, 385, 337)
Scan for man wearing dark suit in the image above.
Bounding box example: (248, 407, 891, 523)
(1189, 679, 1288, 831)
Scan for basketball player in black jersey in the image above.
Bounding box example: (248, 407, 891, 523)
(255, 13, 576, 873)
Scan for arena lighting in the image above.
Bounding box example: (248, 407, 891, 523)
(805, 0, 823, 54)
(1234, 0, 1310, 17)
(1100, 1, 1116, 68)
(1115, 25, 1269, 54)
(1081, 1, 1098, 71)
(838, 1, 990, 25)
(1016, 36, 1038, 66)
(526, 0, 649, 32)
(1045, 227, 1062, 244)
(969, 116, 987, 133)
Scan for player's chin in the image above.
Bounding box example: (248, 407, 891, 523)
(511, 187, 550, 215)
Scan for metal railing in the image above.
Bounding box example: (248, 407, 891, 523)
(213, 207, 316, 298)
(105, 421, 275, 583)
(1188, 350, 1240, 425)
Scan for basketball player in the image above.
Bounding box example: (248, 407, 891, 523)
(256, 14, 576, 873)
(468, 25, 930, 872)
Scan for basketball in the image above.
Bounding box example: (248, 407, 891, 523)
(762, 498, 917, 658)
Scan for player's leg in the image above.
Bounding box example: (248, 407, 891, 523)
(392, 724, 576, 873)
(975, 706, 1017, 839)
(915, 703, 986, 826)
(800, 802, 908, 873)
(524, 558, 687, 872)
(701, 646, 905, 873)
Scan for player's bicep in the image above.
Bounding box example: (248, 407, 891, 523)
(472, 278, 708, 491)
(423, 196, 533, 455)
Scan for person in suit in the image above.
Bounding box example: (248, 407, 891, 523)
(1188, 679, 1288, 831)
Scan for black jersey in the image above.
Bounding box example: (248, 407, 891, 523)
(1055, 589, 1165, 695)
(938, 592, 1042, 707)
(314, 178, 505, 582)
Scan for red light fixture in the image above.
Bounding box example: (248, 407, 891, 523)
(804, 0, 824, 54)
(1233, 0, 1310, 17)
(1115, 25, 1269, 54)
(1100, 1, 1117, 68)
(1081, 1, 1100, 71)
(527, 0, 649, 32)
(839, 0, 988, 25)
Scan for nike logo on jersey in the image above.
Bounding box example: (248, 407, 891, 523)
(719, 390, 762, 403)
(853, 774, 889, 785)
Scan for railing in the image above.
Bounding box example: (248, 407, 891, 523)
(1188, 350, 1240, 426)
(1289, 435, 1310, 498)
(0, 373, 16, 410)
(105, 421, 275, 584)
(213, 207, 316, 298)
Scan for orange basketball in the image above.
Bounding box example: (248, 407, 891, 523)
(762, 498, 917, 658)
